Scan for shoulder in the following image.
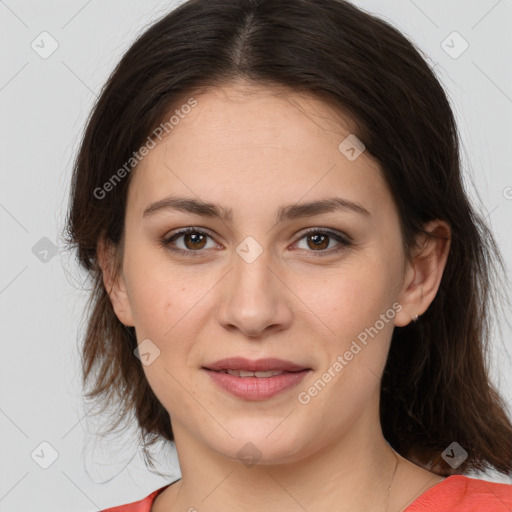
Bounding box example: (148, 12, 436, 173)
(100, 484, 171, 512)
(407, 474, 512, 511)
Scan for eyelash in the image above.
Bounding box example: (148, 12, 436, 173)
(160, 227, 352, 258)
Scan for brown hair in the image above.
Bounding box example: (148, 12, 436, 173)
(65, 0, 512, 477)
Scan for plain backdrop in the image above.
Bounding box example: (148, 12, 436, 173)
(1, 0, 511, 510)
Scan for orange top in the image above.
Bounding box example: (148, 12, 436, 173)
(101, 475, 512, 511)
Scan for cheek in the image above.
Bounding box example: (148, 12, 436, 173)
(128, 281, 171, 337)
(125, 262, 211, 373)
(300, 255, 398, 338)
(122, 242, 192, 332)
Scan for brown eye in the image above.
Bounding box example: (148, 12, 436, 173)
(182, 232, 207, 250)
(162, 228, 219, 256)
(306, 233, 330, 250)
(294, 229, 352, 256)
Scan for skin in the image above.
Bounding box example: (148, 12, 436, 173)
(98, 80, 451, 511)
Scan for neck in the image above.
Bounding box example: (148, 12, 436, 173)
(166, 412, 401, 512)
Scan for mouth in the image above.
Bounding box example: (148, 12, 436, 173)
(206, 369, 298, 378)
(202, 356, 311, 373)
(201, 357, 312, 400)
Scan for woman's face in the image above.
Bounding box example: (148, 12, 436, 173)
(109, 80, 414, 464)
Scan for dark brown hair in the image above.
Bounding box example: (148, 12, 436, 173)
(65, 0, 512, 477)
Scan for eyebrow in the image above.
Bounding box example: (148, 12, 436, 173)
(142, 195, 371, 223)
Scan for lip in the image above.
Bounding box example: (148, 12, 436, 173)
(202, 357, 309, 372)
(201, 357, 311, 401)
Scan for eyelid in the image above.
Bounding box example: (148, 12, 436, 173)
(294, 227, 352, 244)
(161, 227, 221, 256)
(161, 226, 352, 257)
(291, 227, 352, 256)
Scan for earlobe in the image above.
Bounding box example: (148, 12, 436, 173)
(96, 235, 135, 327)
(394, 220, 451, 327)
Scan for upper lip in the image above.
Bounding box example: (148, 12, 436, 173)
(202, 357, 310, 372)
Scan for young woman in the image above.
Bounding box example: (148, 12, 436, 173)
(65, 0, 512, 510)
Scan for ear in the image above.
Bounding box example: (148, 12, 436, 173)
(394, 220, 451, 327)
(97, 235, 135, 327)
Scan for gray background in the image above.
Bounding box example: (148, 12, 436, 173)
(1, 0, 511, 510)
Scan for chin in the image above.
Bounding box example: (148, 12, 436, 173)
(206, 424, 315, 466)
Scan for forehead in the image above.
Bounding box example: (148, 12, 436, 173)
(161, 82, 360, 155)
(128, 81, 387, 218)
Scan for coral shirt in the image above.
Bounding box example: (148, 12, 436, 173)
(101, 475, 512, 511)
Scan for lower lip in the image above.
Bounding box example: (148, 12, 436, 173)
(203, 369, 310, 400)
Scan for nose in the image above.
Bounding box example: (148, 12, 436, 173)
(216, 245, 293, 338)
